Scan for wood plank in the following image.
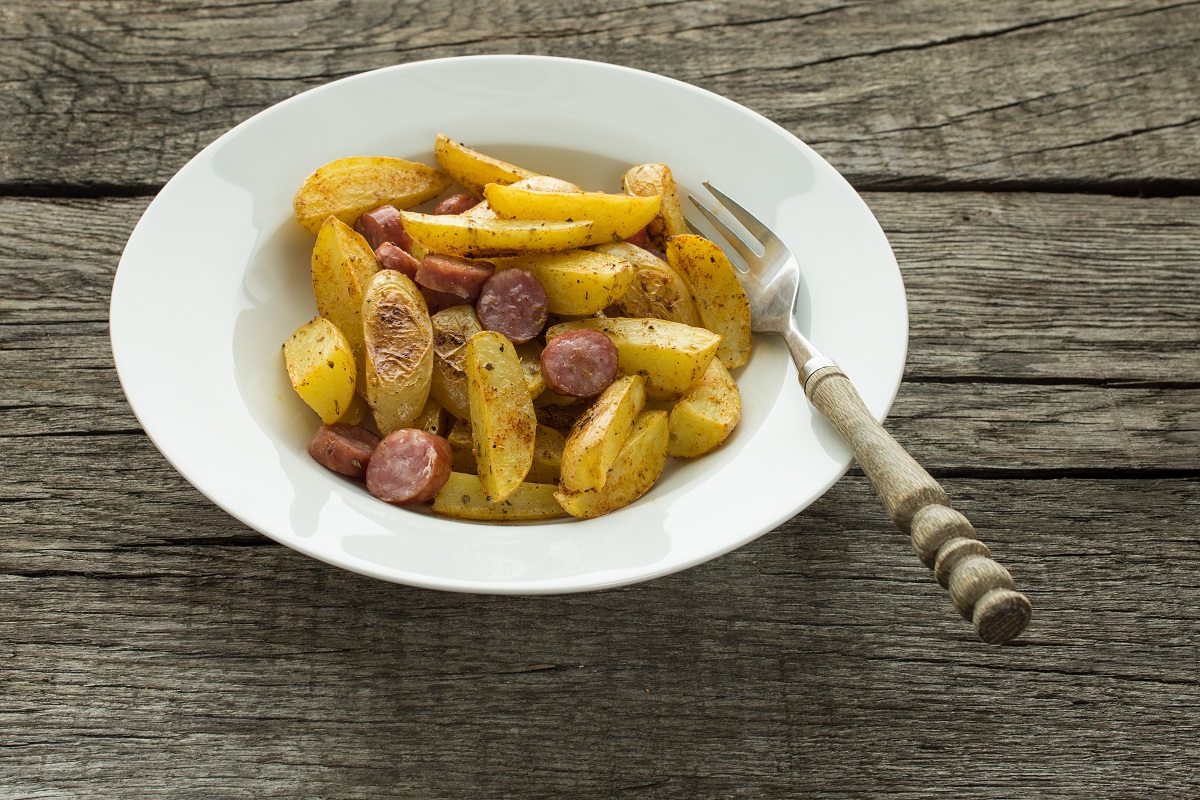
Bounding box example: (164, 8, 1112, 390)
(1, 1, 1196, 189)
(2, 475, 1197, 798)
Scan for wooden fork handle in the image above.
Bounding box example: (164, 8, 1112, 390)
(804, 365, 1031, 644)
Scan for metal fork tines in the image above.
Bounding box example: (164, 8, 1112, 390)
(687, 183, 1033, 646)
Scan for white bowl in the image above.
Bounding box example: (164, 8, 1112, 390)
(110, 55, 907, 593)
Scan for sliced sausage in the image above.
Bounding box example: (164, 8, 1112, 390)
(365, 429, 453, 505)
(623, 226, 649, 248)
(355, 205, 413, 252)
(307, 423, 381, 478)
(415, 253, 495, 301)
(540, 329, 619, 398)
(375, 242, 420, 279)
(476, 269, 549, 345)
(433, 193, 481, 215)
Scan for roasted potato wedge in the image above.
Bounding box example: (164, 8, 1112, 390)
(594, 242, 701, 326)
(665, 234, 752, 369)
(433, 134, 538, 195)
(399, 212, 592, 258)
(336, 392, 370, 425)
(433, 473, 565, 521)
(293, 156, 451, 233)
(556, 410, 669, 519)
(484, 184, 661, 246)
(465, 330, 537, 502)
(528, 424, 567, 484)
(516, 340, 546, 398)
(447, 417, 477, 474)
(491, 249, 634, 316)
(311, 217, 380, 390)
(429, 305, 484, 421)
(667, 359, 741, 458)
(362, 270, 434, 435)
(411, 397, 450, 437)
(623, 163, 688, 251)
(546, 318, 720, 401)
(283, 317, 356, 424)
(559, 374, 646, 492)
(462, 177, 583, 219)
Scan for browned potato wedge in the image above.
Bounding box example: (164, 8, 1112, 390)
(667, 359, 741, 458)
(556, 410, 669, 519)
(411, 397, 450, 437)
(399, 212, 592, 258)
(665, 234, 752, 369)
(490, 249, 634, 316)
(432, 473, 565, 521)
(448, 417, 477, 474)
(311, 217, 380, 390)
(559, 374, 646, 492)
(429, 305, 484, 421)
(546, 318, 720, 401)
(593, 242, 701, 326)
(293, 156, 451, 233)
(463, 178, 583, 219)
(362, 270, 434, 434)
(433, 134, 538, 195)
(623, 163, 688, 251)
(465, 330, 537, 502)
(283, 317, 356, 424)
(484, 184, 661, 246)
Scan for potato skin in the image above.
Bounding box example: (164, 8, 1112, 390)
(623, 163, 688, 252)
(594, 242, 701, 327)
(556, 410, 669, 519)
(665, 234, 753, 369)
(667, 358, 741, 458)
(362, 270, 434, 435)
(465, 330, 537, 502)
(429, 305, 484, 421)
(293, 156, 451, 233)
(283, 317, 357, 424)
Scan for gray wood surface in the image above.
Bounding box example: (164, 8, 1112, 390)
(2, 1, 1198, 798)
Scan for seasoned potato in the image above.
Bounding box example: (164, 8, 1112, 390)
(490, 249, 634, 316)
(433, 134, 538, 195)
(399, 212, 592, 258)
(293, 156, 451, 233)
(336, 392, 370, 425)
(516, 340, 546, 398)
(433, 473, 565, 521)
(283, 317, 356, 424)
(311, 217, 380, 390)
(463, 178, 582, 219)
(362, 270, 434, 435)
(465, 330, 537, 502)
(546, 318, 720, 401)
(667, 359, 741, 458)
(556, 410, 669, 519)
(559, 374, 646, 492)
(594, 242, 701, 326)
(665, 234, 752, 369)
(623, 163, 688, 251)
(447, 417, 477, 474)
(429, 305, 484, 421)
(411, 397, 450, 437)
(484, 184, 661, 246)
(528, 424, 567, 484)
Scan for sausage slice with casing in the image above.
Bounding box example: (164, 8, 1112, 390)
(366, 429, 453, 505)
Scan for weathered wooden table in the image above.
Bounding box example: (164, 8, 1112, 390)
(3, 2, 1198, 797)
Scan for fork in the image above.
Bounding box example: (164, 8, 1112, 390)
(690, 183, 1031, 645)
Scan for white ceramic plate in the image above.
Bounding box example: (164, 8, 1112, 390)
(110, 55, 907, 593)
